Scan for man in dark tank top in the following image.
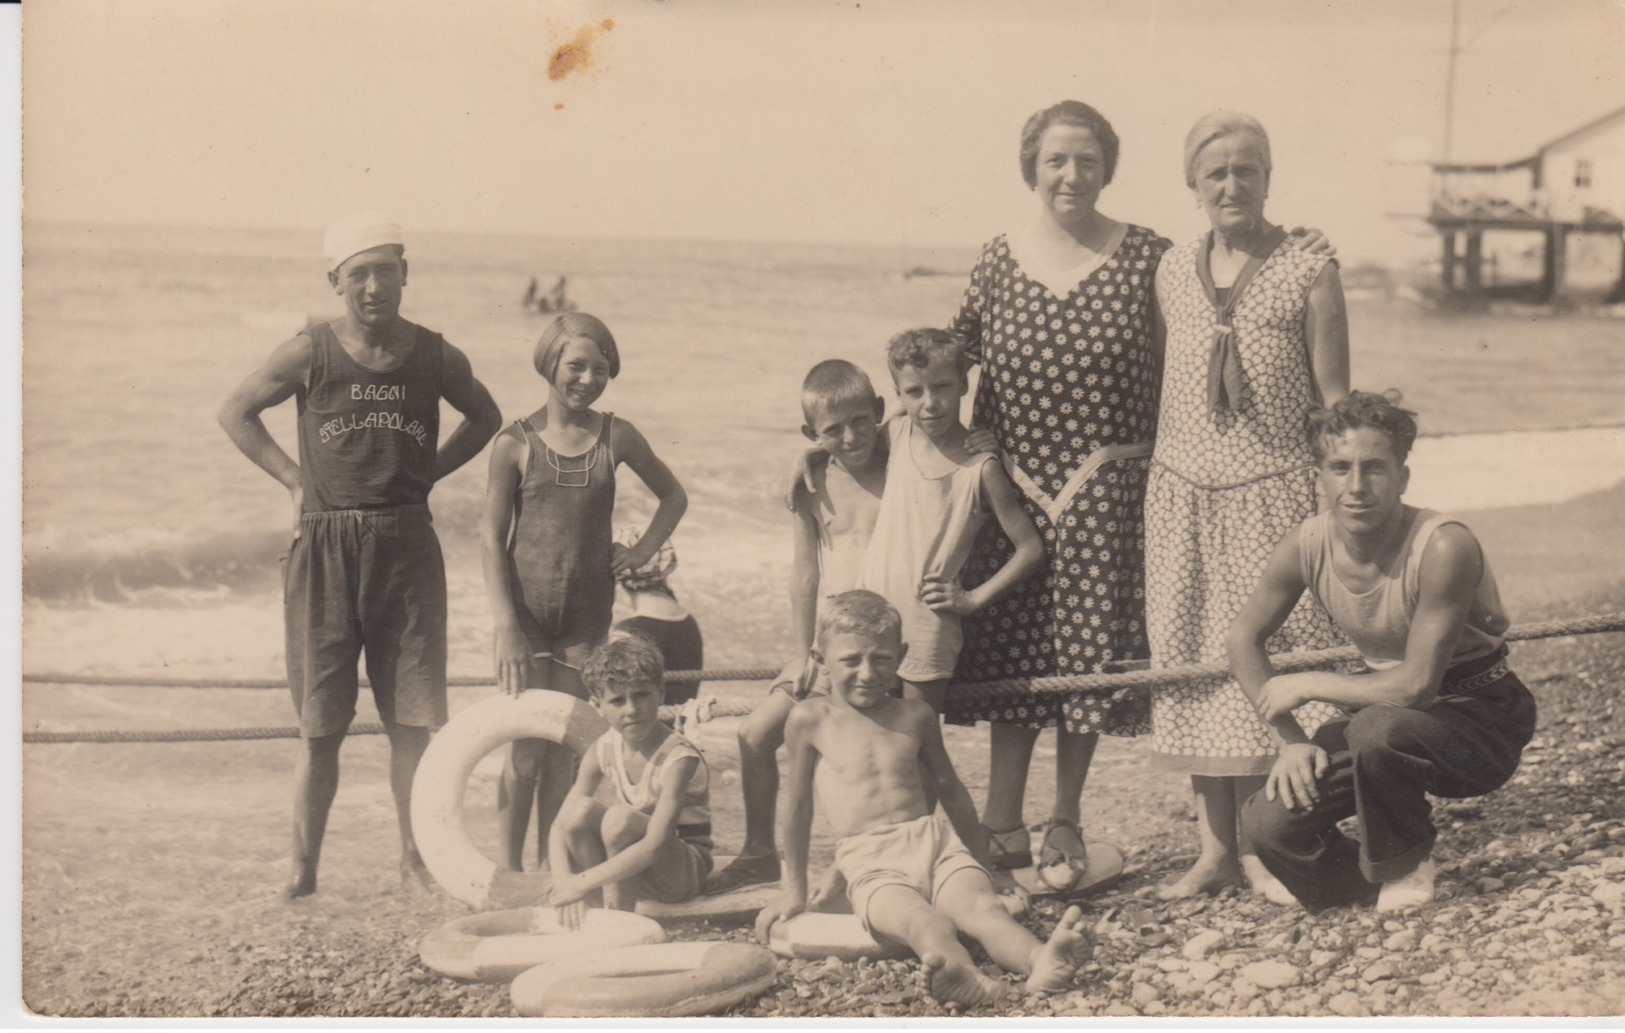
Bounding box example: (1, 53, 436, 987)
(219, 211, 502, 898)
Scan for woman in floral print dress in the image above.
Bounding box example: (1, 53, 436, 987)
(1145, 111, 1348, 901)
(945, 100, 1168, 888)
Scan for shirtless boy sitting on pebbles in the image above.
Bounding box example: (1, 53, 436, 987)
(755, 590, 1092, 1007)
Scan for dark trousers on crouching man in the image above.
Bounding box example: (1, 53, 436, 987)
(1241, 648, 1536, 912)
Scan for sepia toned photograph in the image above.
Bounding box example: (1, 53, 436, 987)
(15, 0, 1625, 1022)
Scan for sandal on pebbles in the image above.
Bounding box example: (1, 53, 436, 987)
(982, 824, 1032, 870)
(1036, 818, 1090, 892)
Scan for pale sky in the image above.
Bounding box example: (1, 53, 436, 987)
(20, 0, 1625, 262)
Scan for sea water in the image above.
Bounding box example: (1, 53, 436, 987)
(21, 222, 975, 615)
(22, 222, 1625, 676)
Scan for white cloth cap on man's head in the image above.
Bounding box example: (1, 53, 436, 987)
(322, 210, 403, 272)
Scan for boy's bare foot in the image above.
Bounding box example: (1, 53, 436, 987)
(1025, 904, 1093, 993)
(401, 855, 436, 896)
(282, 870, 317, 900)
(1154, 857, 1243, 900)
(921, 951, 1010, 1009)
(1240, 854, 1301, 907)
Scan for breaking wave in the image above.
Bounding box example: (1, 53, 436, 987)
(21, 527, 293, 604)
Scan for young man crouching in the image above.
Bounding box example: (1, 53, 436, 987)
(1231, 390, 1535, 913)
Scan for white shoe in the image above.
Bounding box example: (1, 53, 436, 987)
(1241, 854, 1303, 908)
(1376, 857, 1436, 912)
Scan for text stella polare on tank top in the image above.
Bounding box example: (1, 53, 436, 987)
(318, 384, 427, 446)
(298, 323, 443, 510)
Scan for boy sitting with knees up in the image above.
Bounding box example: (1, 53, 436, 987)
(547, 631, 713, 926)
(755, 590, 1091, 1007)
(1231, 390, 1535, 913)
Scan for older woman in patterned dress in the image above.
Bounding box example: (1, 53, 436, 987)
(945, 101, 1169, 888)
(1143, 111, 1348, 901)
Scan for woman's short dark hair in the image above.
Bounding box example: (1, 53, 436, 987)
(1019, 101, 1120, 189)
(1307, 390, 1420, 464)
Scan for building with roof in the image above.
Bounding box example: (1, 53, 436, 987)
(1428, 104, 1625, 302)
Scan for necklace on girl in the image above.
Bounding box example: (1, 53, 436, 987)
(547, 443, 597, 487)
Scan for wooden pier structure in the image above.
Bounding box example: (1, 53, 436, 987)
(1428, 104, 1625, 303)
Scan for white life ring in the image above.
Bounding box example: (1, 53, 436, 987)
(411, 690, 608, 909)
(509, 941, 778, 1018)
(767, 912, 910, 962)
(419, 906, 667, 983)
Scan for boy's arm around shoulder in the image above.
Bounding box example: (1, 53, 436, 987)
(755, 701, 822, 941)
(783, 441, 832, 510)
(786, 485, 823, 662)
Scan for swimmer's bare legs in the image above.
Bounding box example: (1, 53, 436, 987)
(901, 678, 949, 813)
(601, 804, 692, 912)
(599, 804, 654, 912)
(384, 720, 435, 895)
(902, 678, 948, 713)
(1158, 775, 1263, 900)
(933, 869, 1092, 994)
(499, 660, 582, 871)
(726, 690, 793, 871)
(863, 882, 1009, 1009)
(557, 795, 609, 909)
(499, 741, 545, 871)
(285, 730, 344, 899)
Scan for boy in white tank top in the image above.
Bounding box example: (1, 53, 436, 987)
(859, 328, 1045, 714)
(1228, 391, 1535, 913)
(547, 633, 712, 922)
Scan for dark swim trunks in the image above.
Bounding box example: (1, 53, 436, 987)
(282, 504, 447, 737)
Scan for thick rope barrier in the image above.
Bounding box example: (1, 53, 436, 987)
(21, 612, 1624, 745)
(17, 668, 779, 690)
(22, 699, 762, 745)
(948, 611, 1625, 707)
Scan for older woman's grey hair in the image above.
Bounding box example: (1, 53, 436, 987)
(1182, 110, 1272, 189)
(1019, 100, 1121, 188)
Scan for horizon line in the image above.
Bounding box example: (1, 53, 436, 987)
(21, 214, 987, 256)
